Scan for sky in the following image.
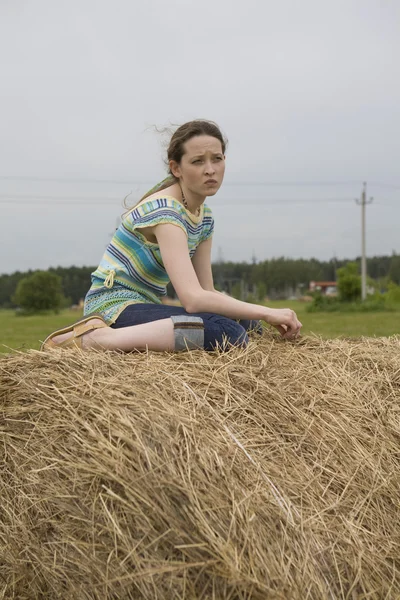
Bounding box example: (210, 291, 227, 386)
(0, 0, 399, 275)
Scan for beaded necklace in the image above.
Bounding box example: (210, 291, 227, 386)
(180, 184, 201, 217)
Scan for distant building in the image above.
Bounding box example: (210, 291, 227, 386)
(309, 281, 337, 296)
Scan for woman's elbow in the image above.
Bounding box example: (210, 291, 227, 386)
(181, 291, 206, 313)
(182, 299, 200, 314)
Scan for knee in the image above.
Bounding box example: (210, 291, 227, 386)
(205, 316, 249, 351)
(227, 321, 249, 348)
(170, 315, 204, 351)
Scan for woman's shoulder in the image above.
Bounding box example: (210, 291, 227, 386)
(124, 194, 185, 219)
(141, 194, 183, 209)
(136, 182, 182, 209)
(202, 202, 213, 216)
(142, 188, 180, 204)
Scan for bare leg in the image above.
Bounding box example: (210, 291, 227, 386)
(52, 318, 175, 352)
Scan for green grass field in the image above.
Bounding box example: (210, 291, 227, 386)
(1, 301, 399, 354)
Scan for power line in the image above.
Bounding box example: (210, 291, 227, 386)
(1, 174, 397, 187)
(0, 194, 124, 204)
(0, 195, 360, 206)
(0, 175, 399, 193)
(0, 175, 148, 185)
(221, 181, 367, 187)
(368, 182, 400, 190)
(0, 200, 119, 205)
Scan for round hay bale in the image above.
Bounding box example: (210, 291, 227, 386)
(1, 333, 400, 599)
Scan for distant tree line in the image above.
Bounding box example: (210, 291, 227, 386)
(0, 266, 94, 309)
(0, 254, 399, 308)
(212, 254, 400, 299)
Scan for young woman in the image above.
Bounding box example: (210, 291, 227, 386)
(41, 120, 302, 352)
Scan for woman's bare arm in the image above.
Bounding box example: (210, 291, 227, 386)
(154, 224, 302, 338)
(191, 237, 216, 291)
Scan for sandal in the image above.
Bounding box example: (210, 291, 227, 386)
(40, 314, 108, 351)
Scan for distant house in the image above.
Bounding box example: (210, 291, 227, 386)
(309, 281, 337, 296)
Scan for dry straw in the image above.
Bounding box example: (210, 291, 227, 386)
(1, 332, 400, 599)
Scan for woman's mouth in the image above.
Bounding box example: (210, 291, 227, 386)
(205, 179, 217, 185)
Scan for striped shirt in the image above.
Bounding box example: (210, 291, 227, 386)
(84, 195, 214, 324)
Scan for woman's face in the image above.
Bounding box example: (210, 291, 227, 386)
(170, 134, 225, 197)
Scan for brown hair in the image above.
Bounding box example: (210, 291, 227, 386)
(135, 120, 227, 204)
(166, 119, 227, 172)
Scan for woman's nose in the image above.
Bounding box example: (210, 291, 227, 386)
(204, 162, 215, 174)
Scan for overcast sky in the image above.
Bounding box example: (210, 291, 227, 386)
(1, 0, 399, 275)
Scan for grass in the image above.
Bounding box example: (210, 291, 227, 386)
(266, 300, 400, 338)
(0, 309, 83, 354)
(1, 301, 399, 354)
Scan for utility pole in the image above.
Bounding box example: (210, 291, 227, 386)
(355, 182, 373, 301)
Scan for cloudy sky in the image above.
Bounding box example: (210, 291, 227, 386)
(1, 0, 399, 275)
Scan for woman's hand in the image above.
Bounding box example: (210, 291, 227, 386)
(263, 308, 302, 340)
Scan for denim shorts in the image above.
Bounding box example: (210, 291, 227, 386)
(111, 303, 262, 351)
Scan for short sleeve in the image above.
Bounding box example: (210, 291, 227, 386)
(201, 205, 214, 242)
(124, 198, 188, 237)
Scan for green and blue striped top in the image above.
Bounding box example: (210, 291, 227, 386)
(84, 195, 214, 324)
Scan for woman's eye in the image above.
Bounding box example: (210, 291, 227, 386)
(193, 160, 202, 164)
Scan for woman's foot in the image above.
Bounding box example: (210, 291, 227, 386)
(41, 315, 108, 351)
(50, 318, 107, 348)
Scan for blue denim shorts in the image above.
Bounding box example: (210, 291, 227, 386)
(111, 303, 262, 351)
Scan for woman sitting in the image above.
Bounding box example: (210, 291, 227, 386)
(41, 120, 301, 352)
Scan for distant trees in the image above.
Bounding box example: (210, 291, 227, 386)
(336, 262, 361, 302)
(12, 271, 65, 313)
(389, 255, 400, 284)
(0, 270, 30, 309)
(386, 281, 400, 308)
(0, 254, 399, 310)
(0, 266, 94, 309)
(49, 265, 94, 305)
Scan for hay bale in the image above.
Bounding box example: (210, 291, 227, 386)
(1, 333, 400, 599)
